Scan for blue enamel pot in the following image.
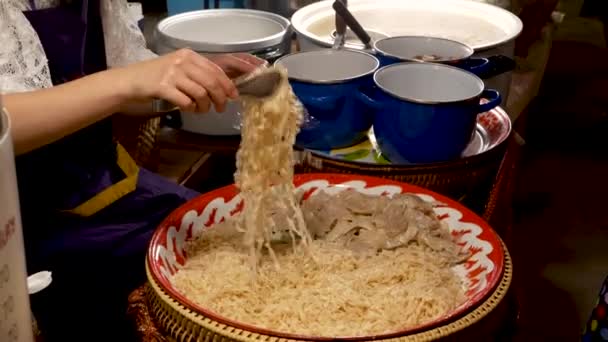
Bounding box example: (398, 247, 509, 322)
(367, 62, 502, 164)
(274, 49, 379, 150)
(373, 36, 515, 79)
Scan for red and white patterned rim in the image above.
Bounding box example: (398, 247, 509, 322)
(148, 173, 505, 340)
(478, 106, 511, 151)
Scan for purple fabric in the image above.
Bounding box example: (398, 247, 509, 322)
(18, 0, 119, 212)
(23, 4, 87, 84)
(17, 1, 200, 340)
(27, 169, 198, 341)
(27, 169, 198, 260)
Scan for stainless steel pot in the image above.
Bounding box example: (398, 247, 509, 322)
(154, 9, 292, 62)
(153, 9, 292, 135)
(0, 97, 35, 342)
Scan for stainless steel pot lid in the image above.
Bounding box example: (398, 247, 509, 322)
(156, 9, 291, 53)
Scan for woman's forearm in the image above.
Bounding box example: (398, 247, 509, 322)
(2, 50, 264, 155)
(4, 68, 131, 155)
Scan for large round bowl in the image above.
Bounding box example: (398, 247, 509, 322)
(147, 173, 505, 340)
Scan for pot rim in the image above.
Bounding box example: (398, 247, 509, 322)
(374, 62, 485, 104)
(373, 35, 475, 63)
(156, 9, 291, 53)
(274, 49, 380, 84)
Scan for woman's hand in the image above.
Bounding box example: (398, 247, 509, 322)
(208, 53, 267, 78)
(121, 49, 263, 113)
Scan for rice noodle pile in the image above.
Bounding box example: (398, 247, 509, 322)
(172, 214, 466, 336)
(233, 66, 312, 272)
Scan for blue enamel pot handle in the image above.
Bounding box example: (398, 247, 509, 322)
(355, 87, 383, 110)
(474, 55, 516, 79)
(478, 89, 502, 113)
(460, 57, 491, 75)
(457, 55, 516, 79)
(299, 95, 341, 111)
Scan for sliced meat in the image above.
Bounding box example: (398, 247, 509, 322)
(336, 189, 376, 215)
(418, 234, 458, 254)
(302, 191, 349, 238)
(299, 189, 465, 263)
(395, 193, 435, 213)
(325, 216, 375, 242)
(346, 228, 388, 254)
(383, 226, 419, 250)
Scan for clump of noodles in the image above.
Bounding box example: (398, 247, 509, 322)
(172, 213, 466, 337)
(233, 66, 312, 272)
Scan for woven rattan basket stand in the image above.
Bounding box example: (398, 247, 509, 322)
(141, 241, 513, 342)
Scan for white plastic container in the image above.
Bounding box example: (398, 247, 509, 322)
(0, 95, 35, 342)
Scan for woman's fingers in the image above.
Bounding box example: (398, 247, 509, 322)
(212, 54, 263, 78)
(230, 53, 267, 67)
(222, 55, 258, 74)
(160, 86, 196, 112)
(192, 54, 237, 96)
(185, 60, 235, 112)
(176, 77, 211, 113)
(205, 60, 239, 100)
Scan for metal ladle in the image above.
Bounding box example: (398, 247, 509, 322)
(332, 0, 347, 49)
(332, 0, 373, 50)
(152, 68, 283, 112)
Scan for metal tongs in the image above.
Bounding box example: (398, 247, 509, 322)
(152, 67, 283, 112)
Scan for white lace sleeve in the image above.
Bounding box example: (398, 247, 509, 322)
(101, 0, 158, 68)
(0, 0, 53, 92)
(0, 0, 157, 93)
